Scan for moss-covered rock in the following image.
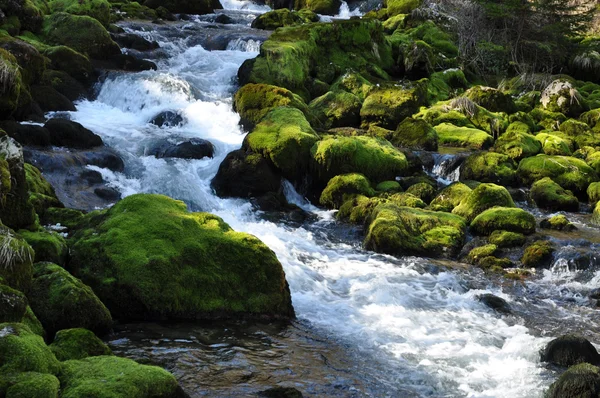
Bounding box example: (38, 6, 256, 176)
(452, 183, 515, 222)
(330, 70, 374, 101)
(535, 132, 573, 156)
(530, 177, 579, 212)
(49, 328, 112, 361)
(337, 195, 386, 224)
(588, 182, 600, 205)
(58, 355, 179, 398)
(18, 230, 68, 265)
(464, 86, 517, 114)
(310, 135, 408, 185)
(0, 371, 60, 398)
(559, 118, 600, 149)
(384, 0, 419, 16)
(540, 80, 587, 117)
(28, 262, 112, 336)
(0, 225, 34, 292)
(41, 12, 120, 59)
(540, 215, 576, 231)
(319, 173, 374, 209)
(364, 204, 466, 258)
(521, 240, 554, 267)
(434, 123, 494, 150)
(0, 35, 46, 87)
(388, 192, 427, 208)
(42, 46, 93, 84)
(542, 335, 600, 368)
(405, 182, 436, 204)
(493, 130, 541, 161)
(517, 155, 599, 198)
(593, 201, 600, 226)
(309, 90, 362, 129)
(459, 152, 517, 186)
(243, 107, 318, 181)
(488, 230, 525, 248)
(234, 84, 312, 129)
(144, 0, 222, 15)
(251, 9, 318, 30)
(470, 207, 536, 235)
(21, 306, 44, 337)
(389, 117, 438, 151)
(69, 194, 294, 321)
(466, 244, 497, 265)
(0, 48, 25, 119)
(0, 284, 27, 323)
(427, 68, 468, 103)
(0, 322, 60, 374)
(49, 0, 110, 26)
(24, 163, 62, 216)
(429, 182, 472, 212)
(40, 207, 84, 230)
(375, 180, 402, 193)
(546, 363, 600, 398)
(360, 84, 426, 130)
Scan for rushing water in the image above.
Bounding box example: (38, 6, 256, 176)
(42, 4, 600, 397)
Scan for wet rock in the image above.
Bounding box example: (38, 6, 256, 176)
(0, 121, 51, 147)
(149, 138, 214, 160)
(150, 110, 184, 127)
(258, 387, 304, 397)
(540, 215, 577, 231)
(80, 169, 104, 184)
(42, 69, 89, 102)
(0, 284, 28, 323)
(94, 54, 158, 72)
(111, 33, 160, 51)
(541, 335, 600, 367)
(521, 240, 554, 268)
(30, 85, 77, 112)
(477, 294, 511, 315)
(44, 119, 103, 149)
(94, 187, 122, 201)
(214, 13, 234, 24)
(546, 363, 600, 398)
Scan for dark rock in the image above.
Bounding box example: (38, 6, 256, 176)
(590, 289, 600, 300)
(150, 111, 184, 127)
(44, 119, 103, 149)
(214, 14, 234, 24)
(541, 334, 600, 367)
(42, 70, 89, 102)
(258, 387, 303, 398)
(212, 149, 282, 198)
(111, 33, 160, 51)
(477, 294, 512, 315)
(30, 85, 77, 112)
(94, 187, 121, 201)
(80, 170, 104, 184)
(112, 54, 158, 72)
(0, 121, 52, 147)
(144, 0, 223, 15)
(546, 363, 600, 398)
(149, 138, 214, 160)
(0, 284, 28, 323)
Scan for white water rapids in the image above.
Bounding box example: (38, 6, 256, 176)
(54, 6, 600, 397)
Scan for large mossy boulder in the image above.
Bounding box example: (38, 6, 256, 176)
(0, 284, 27, 323)
(517, 155, 599, 198)
(0, 49, 25, 118)
(49, 0, 111, 26)
(385, 0, 420, 16)
(18, 230, 68, 265)
(364, 204, 466, 258)
(459, 152, 517, 186)
(521, 240, 554, 267)
(540, 80, 587, 117)
(536, 132, 573, 156)
(493, 131, 541, 161)
(319, 173, 374, 209)
(546, 363, 600, 398)
(28, 262, 112, 336)
(144, 0, 222, 15)
(390, 117, 438, 151)
(470, 207, 536, 236)
(49, 328, 112, 361)
(293, 0, 341, 15)
(0, 225, 34, 292)
(68, 194, 294, 321)
(0, 322, 60, 374)
(360, 84, 426, 130)
(429, 182, 472, 212)
(41, 12, 120, 59)
(309, 90, 362, 129)
(464, 86, 517, 114)
(58, 356, 180, 398)
(452, 183, 515, 222)
(541, 335, 600, 368)
(0, 35, 46, 86)
(0, 371, 60, 398)
(251, 9, 318, 30)
(242, 107, 318, 181)
(240, 19, 394, 100)
(434, 123, 494, 150)
(42, 46, 93, 84)
(234, 83, 312, 129)
(530, 177, 579, 212)
(24, 163, 62, 216)
(310, 135, 408, 185)
(489, 230, 525, 248)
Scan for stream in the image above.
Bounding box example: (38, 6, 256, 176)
(36, 4, 600, 397)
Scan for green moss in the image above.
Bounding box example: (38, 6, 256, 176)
(588, 182, 600, 204)
(388, 192, 427, 208)
(40, 207, 84, 230)
(464, 86, 517, 114)
(0, 225, 34, 292)
(493, 130, 541, 161)
(530, 177, 579, 212)
(540, 215, 576, 231)
(42, 46, 92, 83)
(405, 182, 436, 205)
(385, 0, 419, 16)
(310, 135, 408, 184)
(429, 182, 472, 212)
(319, 173, 374, 209)
(50, 328, 112, 361)
(243, 107, 318, 181)
(382, 14, 406, 33)
(364, 204, 466, 258)
(29, 262, 112, 336)
(389, 117, 438, 151)
(535, 132, 573, 156)
(593, 201, 600, 226)
(488, 230, 525, 248)
(360, 84, 427, 130)
(427, 69, 468, 103)
(1, 372, 60, 398)
(460, 152, 517, 186)
(375, 180, 402, 193)
(49, 0, 111, 26)
(0, 49, 24, 118)
(517, 155, 599, 198)
(1, 16, 22, 36)
(58, 356, 178, 398)
(434, 123, 494, 150)
(586, 151, 600, 174)
(18, 230, 68, 265)
(546, 362, 600, 398)
(337, 195, 386, 224)
(574, 146, 597, 160)
(41, 13, 119, 59)
(294, 0, 341, 15)
(144, 0, 221, 15)
(540, 80, 587, 117)
(470, 207, 536, 236)
(21, 306, 44, 337)
(452, 183, 515, 223)
(68, 194, 294, 321)
(466, 244, 497, 265)
(117, 1, 157, 20)
(0, 322, 60, 374)
(330, 70, 374, 101)
(521, 240, 554, 267)
(559, 118, 600, 148)
(0, 284, 27, 323)
(234, 83, 313, 129)
(309, 90, 362, 129)
(24, 163, 57, 198)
